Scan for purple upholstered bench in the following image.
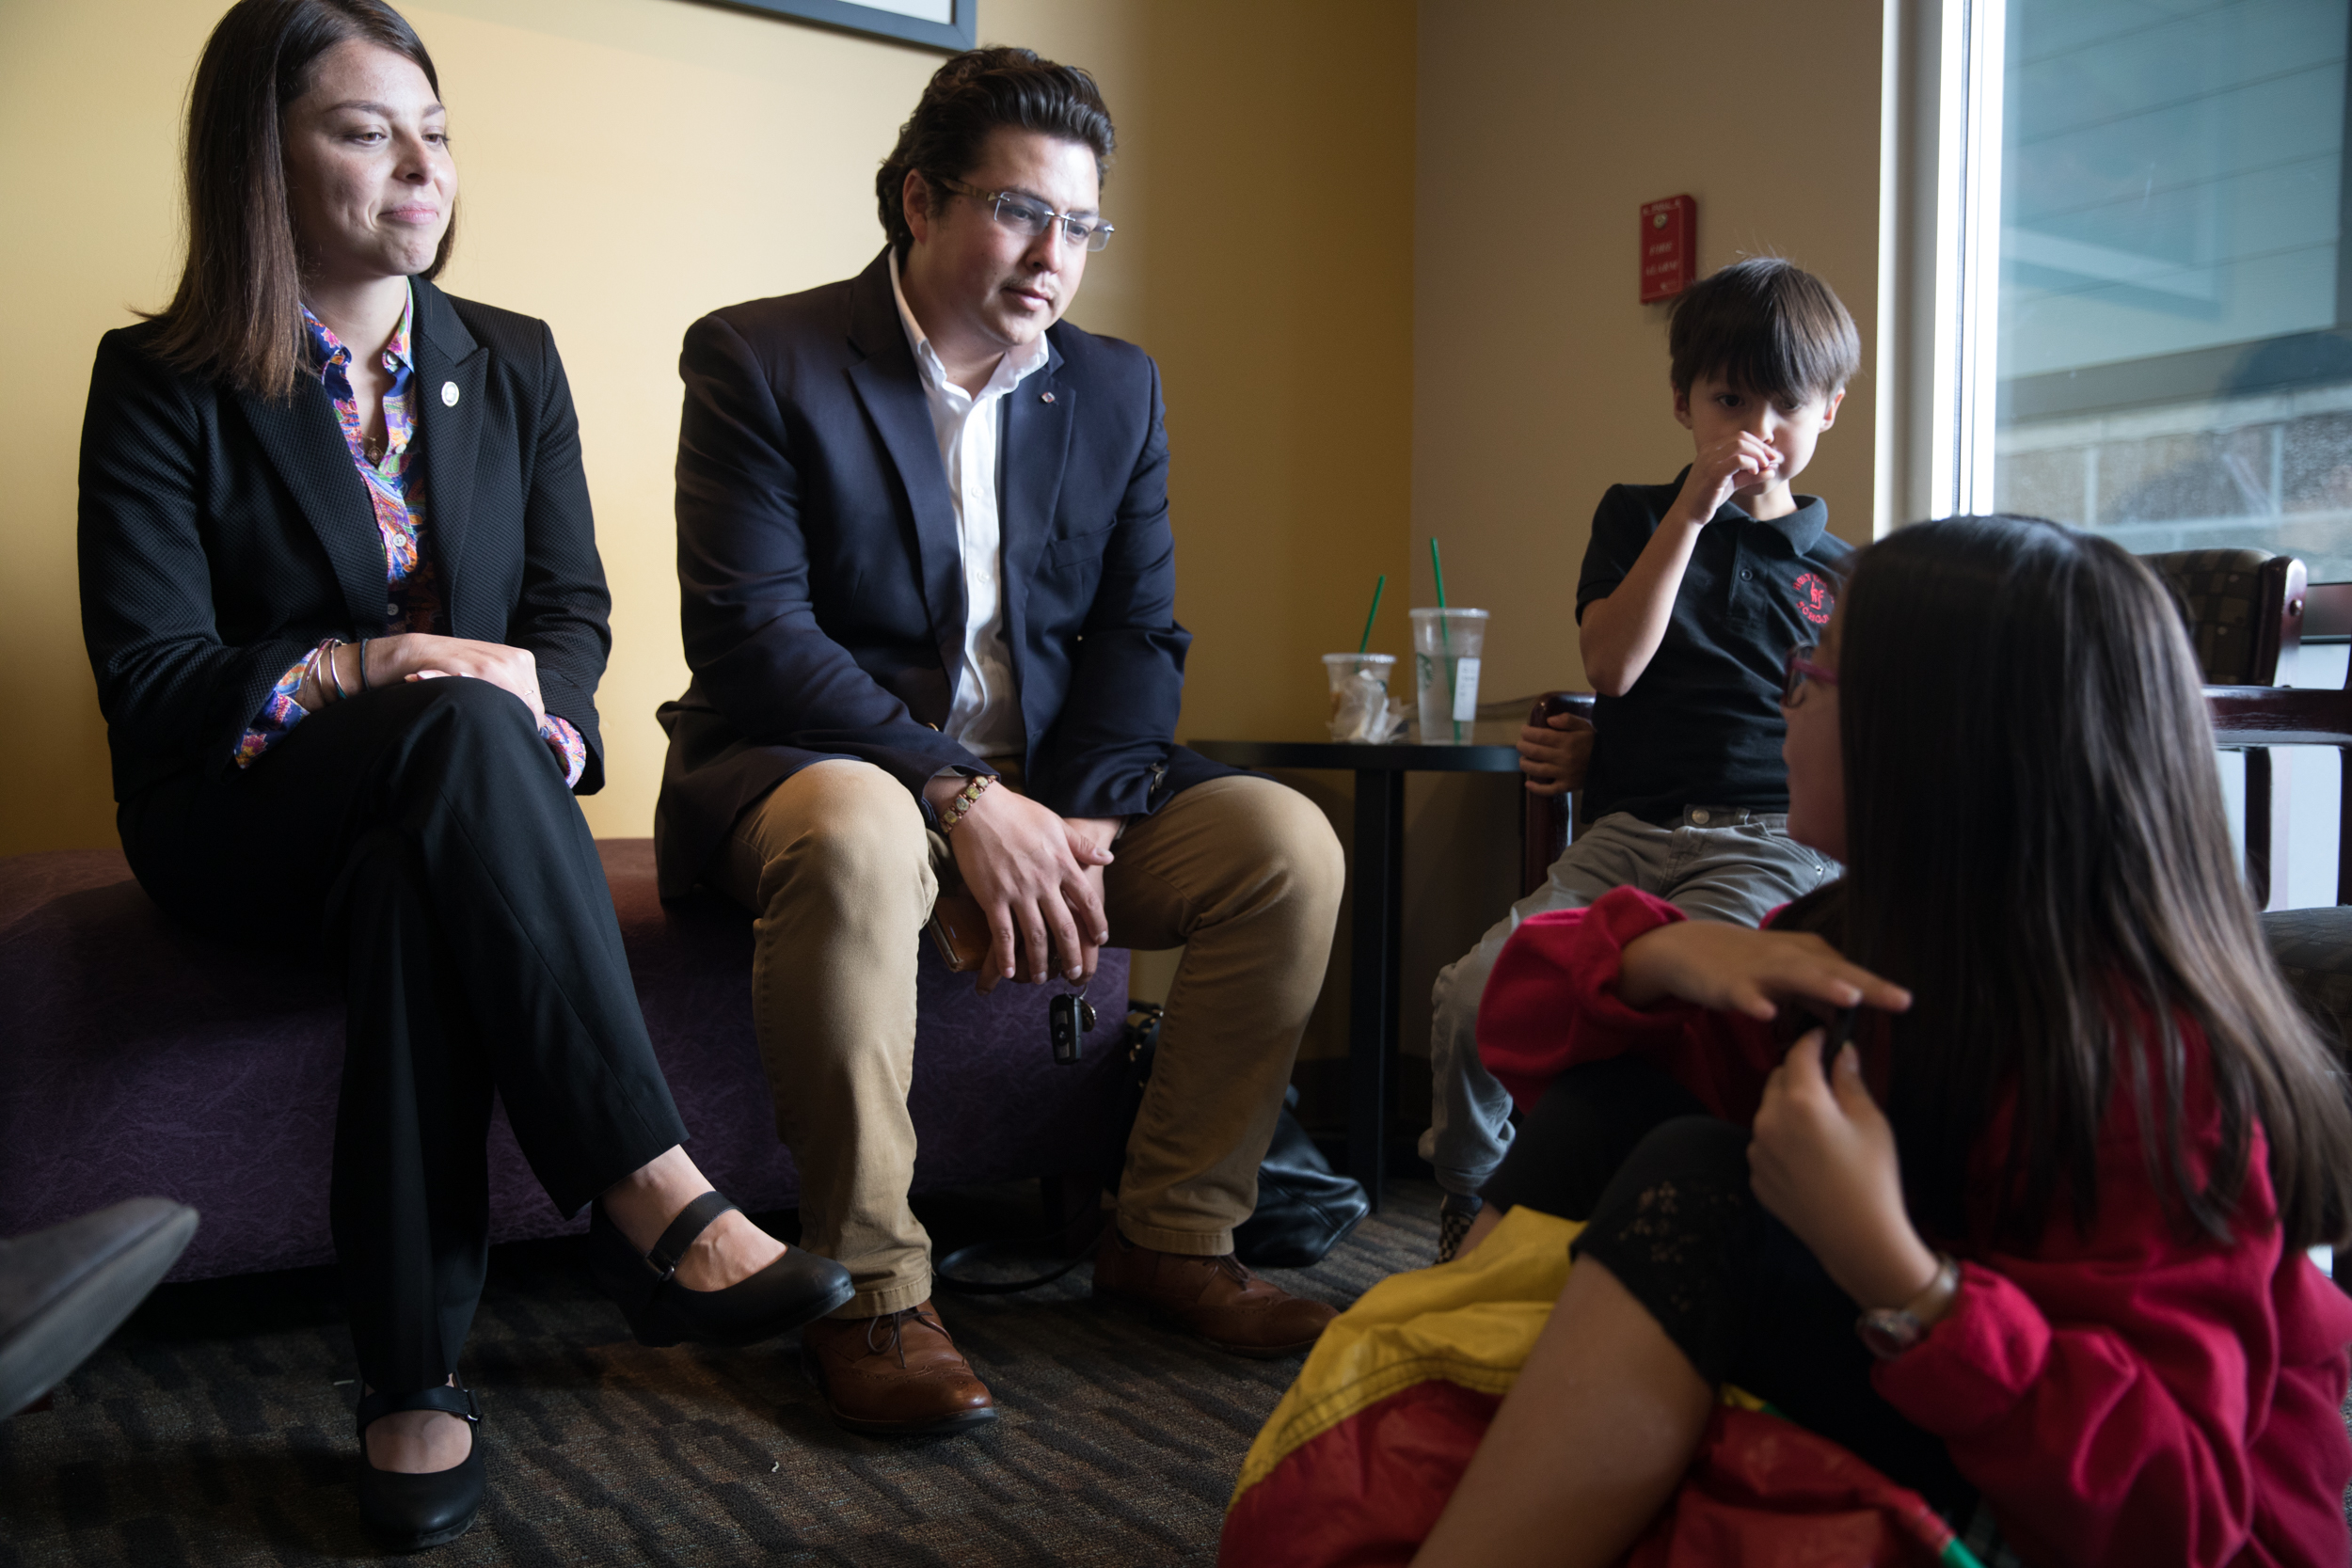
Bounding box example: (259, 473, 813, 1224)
(0, 840, 1130, 1281)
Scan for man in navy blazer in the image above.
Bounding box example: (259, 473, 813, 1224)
(656, 48, 1345, 1435)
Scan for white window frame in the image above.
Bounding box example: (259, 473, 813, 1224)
(1883, 0, 2344, 913)
(1879, 0, 2006, 531)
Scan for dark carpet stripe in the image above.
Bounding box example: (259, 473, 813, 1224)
(0, 1181, 1440, 1565)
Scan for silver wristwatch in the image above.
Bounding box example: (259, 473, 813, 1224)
(1856, 1253, 1960, 1360)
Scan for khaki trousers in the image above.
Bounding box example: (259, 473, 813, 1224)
(717, 760, 1345, 1317)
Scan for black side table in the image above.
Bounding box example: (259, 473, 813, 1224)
(1189, 739, 1525, 1208)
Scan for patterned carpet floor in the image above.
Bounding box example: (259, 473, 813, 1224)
(0, 1180, 1440, 1567)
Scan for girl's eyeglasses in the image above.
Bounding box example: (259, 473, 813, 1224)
(1780, 645, 1839, 708)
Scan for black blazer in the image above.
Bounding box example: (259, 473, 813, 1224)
(655, 249, 1229, 897)
(78, 279, 613, 803)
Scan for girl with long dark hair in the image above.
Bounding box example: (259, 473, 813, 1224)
(78, 1, 853, 1549)
(1414, 516, 2352, 1565)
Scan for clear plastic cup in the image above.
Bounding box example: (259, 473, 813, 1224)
(1408, 608, 1489, 745)
(1323, 653, 1398, 743)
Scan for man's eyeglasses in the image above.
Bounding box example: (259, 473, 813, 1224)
(1780, 645, 1839, 708)
(931, 174, 1114, 252)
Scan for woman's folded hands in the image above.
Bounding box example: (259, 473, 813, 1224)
(304, 634, 545, 721)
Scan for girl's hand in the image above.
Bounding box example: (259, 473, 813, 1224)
(1751, 1030, 1943, 1311)
(1618, 921, 1912, 1021)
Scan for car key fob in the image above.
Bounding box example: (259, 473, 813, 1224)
(1050, 991, 1096, 1065)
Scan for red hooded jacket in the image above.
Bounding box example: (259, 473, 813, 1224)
(1477, 887, 2352, 1568)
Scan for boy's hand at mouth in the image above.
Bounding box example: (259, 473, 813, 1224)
(1672, 429, 1784, 527)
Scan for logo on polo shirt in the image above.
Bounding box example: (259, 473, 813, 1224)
(1792, 571, 1833, 626)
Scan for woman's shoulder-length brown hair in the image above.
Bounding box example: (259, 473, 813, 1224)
(147, 0, 453, 400)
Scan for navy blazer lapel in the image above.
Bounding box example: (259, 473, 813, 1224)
(233, 378, 382, 632)
(845, 255, 966, 678)
(411, 280, 485, 630)
(998, 337, 1072, 686)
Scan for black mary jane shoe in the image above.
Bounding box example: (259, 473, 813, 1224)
(589, 1191, 854, 1349)
(355, 1383, 484, 1554)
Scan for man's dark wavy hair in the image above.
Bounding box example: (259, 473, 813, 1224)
(875, 46, 1115, 258)
(1667, 257, 1859, 404)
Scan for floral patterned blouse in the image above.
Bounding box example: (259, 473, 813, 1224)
(232, 284, 587, 785)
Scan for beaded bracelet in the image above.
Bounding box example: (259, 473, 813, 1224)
(938, 773, 993, 832)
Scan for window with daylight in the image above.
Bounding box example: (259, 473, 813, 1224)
(1989, 0, 2352, 578)
(1911, 0, 2352, 910)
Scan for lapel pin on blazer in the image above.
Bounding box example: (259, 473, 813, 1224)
(1040, 391, 1055, 403)
(441, 381, 460, 406)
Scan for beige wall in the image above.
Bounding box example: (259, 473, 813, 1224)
(1412, 0, 1887, 704)
(0, 0, 1413, 858)
(1392, 0, 1887, 1067)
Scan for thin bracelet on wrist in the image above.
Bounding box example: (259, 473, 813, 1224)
(1855, 1253, 1960, 1360)
(356, 637, 373, 690)
(937, 774, 993, 832)
(315, 637, 348, 704)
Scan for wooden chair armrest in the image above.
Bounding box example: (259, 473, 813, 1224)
(2205, 685, 2352, 748)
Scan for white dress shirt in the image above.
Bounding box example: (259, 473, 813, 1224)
(889, 251, 1048, 761)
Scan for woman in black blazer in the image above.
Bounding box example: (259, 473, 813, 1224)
(77, 1, 851, 1550)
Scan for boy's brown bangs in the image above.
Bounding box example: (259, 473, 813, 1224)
(1708, 311, 1855, 405)
(1669, 259, 1861, 405)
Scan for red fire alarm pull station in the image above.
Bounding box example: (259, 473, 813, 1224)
(1640, 195, 1697, 303)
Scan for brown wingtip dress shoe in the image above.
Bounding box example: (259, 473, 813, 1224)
(799, 1299, 997, 1436)
(1091, 1230, 1338, 1359)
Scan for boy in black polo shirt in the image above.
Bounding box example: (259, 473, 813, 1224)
(1423, 259, 1859, 1261)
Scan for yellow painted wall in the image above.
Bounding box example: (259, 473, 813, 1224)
(1, 0, 1892, 1081)
(0, 0, 1414, 858)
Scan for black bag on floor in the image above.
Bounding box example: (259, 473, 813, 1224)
(934, 1001, 1369, 1290)
(1121, 1001, 1368, 1269)
(1233, 1085, 1371, 1268)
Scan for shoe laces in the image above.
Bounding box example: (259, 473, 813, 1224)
(1206, 1253, 1277, 1300)
(1437, 1206, 1476, 1264)
(862, 1305, 946, 1368)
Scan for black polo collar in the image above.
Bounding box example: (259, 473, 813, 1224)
(1669, 465, 1830, 555)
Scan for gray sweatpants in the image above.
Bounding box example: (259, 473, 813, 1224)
(1418, 807, 1836, 1199)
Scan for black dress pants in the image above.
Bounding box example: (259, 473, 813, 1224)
(120, 678, 689, 1398)
(1481, 1056, 1976, 1523)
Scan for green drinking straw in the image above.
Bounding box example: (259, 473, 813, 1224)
(1358, 574, 1386, 657)
(1429, 539, 1460, 741)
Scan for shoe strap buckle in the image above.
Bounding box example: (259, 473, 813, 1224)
(641, 1190, 739, 1289)
(357, 1381, 482, 1430)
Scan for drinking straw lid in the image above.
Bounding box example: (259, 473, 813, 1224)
(1358, 574, 1386, 656)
